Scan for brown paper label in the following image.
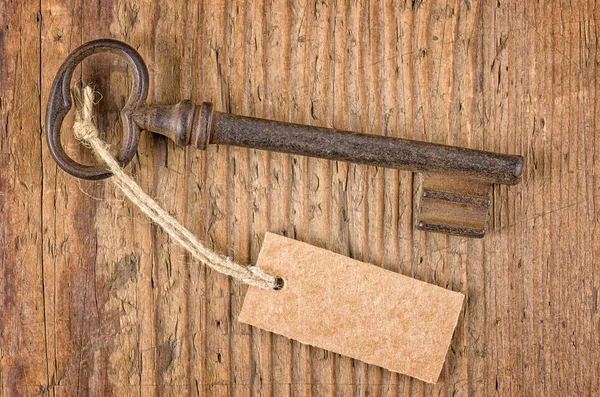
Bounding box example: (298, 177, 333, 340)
(238, 233, 464, 383)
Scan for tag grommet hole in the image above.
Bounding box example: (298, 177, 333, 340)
(273, 276, 285, 290)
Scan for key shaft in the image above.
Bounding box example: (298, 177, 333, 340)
(132, 100, 523, 186)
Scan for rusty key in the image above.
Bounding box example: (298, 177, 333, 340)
(46, 39, 524, 238)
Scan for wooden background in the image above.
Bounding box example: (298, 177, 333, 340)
(1, 0, 599, 395)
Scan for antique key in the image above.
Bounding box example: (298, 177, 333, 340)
(46, 39, 524, 238)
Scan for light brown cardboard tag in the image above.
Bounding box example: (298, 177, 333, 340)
(238, 232, 465, 384)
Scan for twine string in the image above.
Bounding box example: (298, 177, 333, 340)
(71, 86, 280, 290)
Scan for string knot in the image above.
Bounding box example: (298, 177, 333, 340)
(72, 86, 100, 142)
(73, 120, 99, 141)
(70, 85, 279, 290)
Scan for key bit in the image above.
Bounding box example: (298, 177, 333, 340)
(46, 39, 524, 238)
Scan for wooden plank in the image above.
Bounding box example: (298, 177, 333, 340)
(288, 1, 311, 396)
(0, 1, 45, 396)
(145, 2, 192, 395)
(392, 4, 417, 395)
(330, 1, 354, 396)
(201, 2, 231, 396)
(263, 1, 293, 396)
(182, 0, 209, 394)
(1, 0, 600, 395)
(224, 1, 253, 397)
(305, 0, 335, 395)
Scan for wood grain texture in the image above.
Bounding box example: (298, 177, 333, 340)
(1, 0, 599, 395)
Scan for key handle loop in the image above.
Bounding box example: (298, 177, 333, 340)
(46, 39, 149, 180)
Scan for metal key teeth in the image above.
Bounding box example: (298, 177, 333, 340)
(416, 173, 493, 238)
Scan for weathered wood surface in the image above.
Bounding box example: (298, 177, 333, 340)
(1, 0, 599, 395)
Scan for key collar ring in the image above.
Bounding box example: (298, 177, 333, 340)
(46, 39, 149, 180)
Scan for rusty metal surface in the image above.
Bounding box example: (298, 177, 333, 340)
(210, 112, 523, 185)
(45, 38, 525, 237)
(45, 39, 149, 180)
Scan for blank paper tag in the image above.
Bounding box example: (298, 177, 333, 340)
(238, 233, 464, 383)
